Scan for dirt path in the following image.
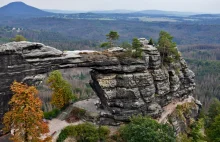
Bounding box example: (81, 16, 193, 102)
(47, 119, 83, 142)
(45, 96, 194, 141)
(158, 96, 194, 123)
(47, 96, 194, 141)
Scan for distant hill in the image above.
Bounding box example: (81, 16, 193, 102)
(44, 9, 85, 14)
(89, 10, 135, 14)
(189, 14, 220, 18)
(43, 9, 196, 16)
(44, 9, 135, 14)
(136, 10, 197, 16)
(0, 2, 200, 18)
(87, 10, 196, 16)
(0, 2, 52, 19)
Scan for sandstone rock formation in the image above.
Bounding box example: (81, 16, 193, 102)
(89, 45, 197, 125)
(0, 41, 199, 132)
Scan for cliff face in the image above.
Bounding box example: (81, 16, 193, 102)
(89, 46, 197, 125)
(0, 41, 199, 132)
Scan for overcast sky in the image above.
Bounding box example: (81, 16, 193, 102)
(0, 0, 219, 13)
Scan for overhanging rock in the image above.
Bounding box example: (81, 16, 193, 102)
(0, 41, 196, 128)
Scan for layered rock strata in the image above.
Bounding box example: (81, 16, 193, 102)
(0, 41, 196, 129)
(89, 46, 196, 125)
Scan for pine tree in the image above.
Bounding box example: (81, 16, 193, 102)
(158, 31, 180, 64)
(148, 38, 154, 45)
(101, 31, 119, 48)
(207, 114, 220, 142)
(3, 81, 50, 142)
(207, 98, 220, 125)
(132, 38, 142, 58)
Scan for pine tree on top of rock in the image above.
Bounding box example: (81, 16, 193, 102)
(101, 31, 119, 48)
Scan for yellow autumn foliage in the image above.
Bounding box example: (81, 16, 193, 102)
(47, 70, 75, 109)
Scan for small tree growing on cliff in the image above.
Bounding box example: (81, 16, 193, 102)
(3, 81, 50, 142)
(11, 35, 27, 42)
(157, 31, 180, 64)
(47, 70, 75, 109)
(132, 38, 142, 58)
(101, 31, 119, 48)
(148, 38, 154, 45)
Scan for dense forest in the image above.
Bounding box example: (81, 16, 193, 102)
(1, 17, 220, 50)
(179, 44, 220, 109)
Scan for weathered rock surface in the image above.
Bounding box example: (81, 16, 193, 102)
(158, 96, 201, 135)
(89, 46, 196, 125)
(169, 99, 201, 134)
(0, 41, 197, 131)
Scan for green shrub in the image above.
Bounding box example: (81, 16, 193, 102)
(131, 49, 142, 58)
(120, 115, 176, 142)
(65, 125, 77, 136)
(43, 108, 60, 119)
(177, 133, 192, 142)
(57, 123, 110, 142)
(74, 123, 99, 142)
(117, 49, 143, 59)
(116, 38, 143, 59)
(98, 126, 110, 141)
(11, 35, 27, 42)
(57, 128, 70, 142)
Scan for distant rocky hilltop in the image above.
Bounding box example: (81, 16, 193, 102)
(0, 2, 52, 18)
(0, 41, 201, 134)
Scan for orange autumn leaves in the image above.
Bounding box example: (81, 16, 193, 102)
(3, 71, 74, 141)
(3, 81, 51, 142)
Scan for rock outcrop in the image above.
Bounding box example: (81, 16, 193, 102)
(158, 96, 202, 134)
(0, 41, 198, 132)
(89, 45, 197, 125)
(169, 100, 201, 134)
